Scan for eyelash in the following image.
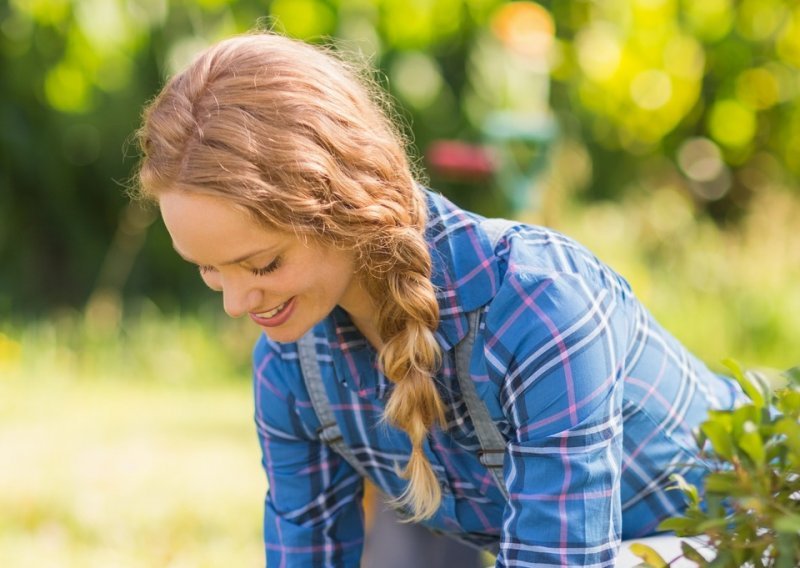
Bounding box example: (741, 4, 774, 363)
(251, 257, 282, 276)
(198, 257, 282, 277)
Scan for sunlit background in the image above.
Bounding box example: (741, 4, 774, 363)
(1, 0, 799, 566)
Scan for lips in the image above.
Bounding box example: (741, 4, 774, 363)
(249, 297, 296, 328)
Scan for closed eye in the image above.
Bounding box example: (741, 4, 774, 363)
(197, 256, 282, 277)
(251, 256, 282, 276)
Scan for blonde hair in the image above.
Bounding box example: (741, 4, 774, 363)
(136, 32, 445, 521)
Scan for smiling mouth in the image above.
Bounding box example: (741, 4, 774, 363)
(254, 300, 290, 319)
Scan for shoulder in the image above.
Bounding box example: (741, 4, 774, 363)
(485, 223, 636, 331)
(489, 221, 633, 320)
(496, 224, 630, 290)
(483, 267, 622, 367)
(479, 229, 632, 436)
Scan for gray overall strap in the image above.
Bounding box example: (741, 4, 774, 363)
(452, 217, 518, 501)
(455, 309, 509, 500)
(297, 332, 372, 480)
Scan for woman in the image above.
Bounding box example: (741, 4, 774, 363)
(136, 32, 743, 567)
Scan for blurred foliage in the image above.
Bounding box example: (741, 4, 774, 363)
(551, 180, 800, 371)
(0, 0, 798, 371)
(548, 0, 800, 215)
(0, 300, 256, 383)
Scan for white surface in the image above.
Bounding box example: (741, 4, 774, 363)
(617, 535, 713, 567)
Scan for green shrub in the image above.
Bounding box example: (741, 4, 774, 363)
(634, 362, 800, 567)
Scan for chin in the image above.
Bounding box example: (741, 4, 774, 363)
(260, 327, 306, 344)
(255, 308, 331, 344)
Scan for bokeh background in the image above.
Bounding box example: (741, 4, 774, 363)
(1, 0, 798, 566)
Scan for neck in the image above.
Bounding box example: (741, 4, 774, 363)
(338, 277, 383, 350)
(350, 314, 384, 351)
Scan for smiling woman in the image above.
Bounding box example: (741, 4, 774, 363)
(159, 191, 365, 344)
(134, 31, 748, 568)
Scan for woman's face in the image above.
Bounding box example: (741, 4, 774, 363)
(159, 191, 365, 343)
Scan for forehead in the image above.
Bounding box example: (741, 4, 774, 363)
(160, 190, 249, 230)
(158, 191, 288, 263)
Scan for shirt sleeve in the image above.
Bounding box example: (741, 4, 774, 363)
(484, 271, 628, 567)
(252, 335, 365, 567)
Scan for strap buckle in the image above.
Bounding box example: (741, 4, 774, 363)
(316, 422, 343, 444)
(477, 448, 505, 468)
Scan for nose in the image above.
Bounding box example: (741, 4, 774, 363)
(221, 277, 262, 318)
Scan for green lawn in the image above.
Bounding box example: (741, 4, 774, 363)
(0, 377, 265, 567)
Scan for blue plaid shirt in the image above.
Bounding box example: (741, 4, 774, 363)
(252, 190, 743, 567)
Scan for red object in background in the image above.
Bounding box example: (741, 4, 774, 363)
(426, 140, 495, 182)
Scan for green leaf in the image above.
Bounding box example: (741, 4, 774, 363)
(629, 543, 668, 567)
(701, 420, 734, 460)
(774, 418, 800, 455)
(737, 422, 765, 466)
(775, 531, 800, 568)
(783, 365, 800, 387)
(697, 517, 733, 532)
(722, 358, 746, 381)
(707, 409, 733, 424)
(693, 427, 708, 452)
(705, 471, 740, 495)
(732, 404, 760, 429)
(722, 359, 765, 408)
(681, 541, 710, 566)
(776, 390, 800, 415)
(704, 493, 725, 518)
(775, 514, 800, 533)
(668, 473, 700, 506)
(658, 516, 701, 535)
(708, 549, 732, 567)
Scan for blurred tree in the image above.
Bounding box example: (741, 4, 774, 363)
(545, 0, 800, 222)
(0, 0, 797, 314)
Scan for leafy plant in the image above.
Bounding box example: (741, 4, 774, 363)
(634, 362, 800, 567)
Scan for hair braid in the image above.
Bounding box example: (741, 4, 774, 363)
(365, 218, 446, 521)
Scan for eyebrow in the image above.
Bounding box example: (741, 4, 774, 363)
(172, 244, 275, 267)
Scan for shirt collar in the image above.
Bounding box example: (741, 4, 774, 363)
(324, 307, 391, 399)
(424, 189, 502, 350)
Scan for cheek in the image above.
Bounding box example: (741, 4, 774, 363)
(280, 262, 335, 299)
(283, 266, 315, 294)
(317, 258, 354, 294)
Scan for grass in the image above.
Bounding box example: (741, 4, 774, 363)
(0, 315, 265, 567)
